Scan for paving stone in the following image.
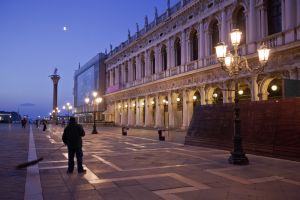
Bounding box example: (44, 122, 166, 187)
(1, 124, 300, 200)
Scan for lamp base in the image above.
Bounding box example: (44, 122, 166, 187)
(92, 124, 98, 134)
(228, 152, 249, 165)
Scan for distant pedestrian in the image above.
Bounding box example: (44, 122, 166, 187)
(21, 118, 27, 128)
(35, 120, 39, 128)
(62, 119, 66, 127)
(62, 117, 86, 174)
(42, 121, 47, 131)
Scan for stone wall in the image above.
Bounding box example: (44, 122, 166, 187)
(185, 98, 300, 161)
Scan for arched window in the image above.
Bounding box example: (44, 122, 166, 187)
(211, 20, 219, 54)
(132, 58, 136, 81)
(161, 45, 167, 71)
(125, 63, 128, 82)
(190, 29, 198, 61)
(174, 37, 181, 66)
(267, 0, 282, 35)
(141, 55, 145, 78)
(235, 7, 246, 44)
(150, 51, 155, 74)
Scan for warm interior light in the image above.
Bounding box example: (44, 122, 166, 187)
(132, 103, 136, 107)
(118, 105, 121, 109)
(176, 97, 180, 102)
(92, 91, 98, 97)
(125, 104, 128, 108)
(162, 99, 166, 103)
(215, 42, 227, 59)
(151, 100, 155, 105)
(271, 85, 278, 91)
(238, 90, 244, 95)
(141, 102, 145, 106)
(230, 29, 242, 47)
(258, 43, 270, 65)
(85, 97, 90, 104)
(165, 101, 168, 105)
(213, 93, 218, 98)
(193, 95, 197, 100)
(96, 97, 102, 103)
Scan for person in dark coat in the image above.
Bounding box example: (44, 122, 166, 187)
(62, 117, 86, 174)
(42, 120, 47, 131)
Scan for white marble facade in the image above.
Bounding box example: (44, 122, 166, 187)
(103, 0, 300, 129)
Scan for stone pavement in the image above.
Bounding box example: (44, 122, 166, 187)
(1, 123, 300, 200)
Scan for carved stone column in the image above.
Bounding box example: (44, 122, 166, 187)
(135, 97, 140, 126)
(181, 30, 187, 65)
(187, 90, 194, 126)
(168, 92, 174, 128)
(167, 38, 172, 69)
(182, 89, 188, 129)
(144, 96, 150, 127)
(200, 85, 206, 105)
(251, 75, 259, 101)
(154, 94, 162, 128)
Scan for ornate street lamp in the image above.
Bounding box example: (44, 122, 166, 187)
(85, 92, 102, 134)
(62, 102, 73, 119)
(215, 29, 270, 165)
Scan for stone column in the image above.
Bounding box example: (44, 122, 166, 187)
(297, 1, 300, 26)
(135, 98, 140, 126)
(114, 102, 120, 125)
(248, 0, 256, 44)
(145, 51, 150, 76)
(50, 73, 60, 122)
(144, 96, 150, 127)
(204, 27, 210, 56)
(284, 0, 296, 30)
(187, 91, 194, 126)
(127, 100, 132, 126)
(128, 59, 132, 82)
(221, 9, 227, 42)
(121, 63, 126, 84)
(181, 30, 187, 65)
(186, 31, 191, 63)
(154, 94, 162, 128)
(168, 92, 174, 128)
(182, 89, 188, 129)
(167, 38, 172, 69)
(136, 55, 141, 80)
(200, 86, 206, 105)
(251, 75, 259, 101)
(155, 46, 160, 74)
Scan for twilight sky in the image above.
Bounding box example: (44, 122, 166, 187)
(0, 0, 178, 118)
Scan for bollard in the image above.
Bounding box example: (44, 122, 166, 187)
(122, 127, 129, 136)
(158, 129, 165, 141)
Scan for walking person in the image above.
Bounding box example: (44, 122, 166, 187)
(62, 117, 86, 174)
(42, 120, 47, 131)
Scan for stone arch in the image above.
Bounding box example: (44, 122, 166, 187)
(232, 5, 247, 44)
(206, 85, 223, 104)
(259, 74, 285, 100)
(208, 18, 220, 55)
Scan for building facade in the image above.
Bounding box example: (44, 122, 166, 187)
(102, 0, 300, 129)
(74, 53, 107, 122)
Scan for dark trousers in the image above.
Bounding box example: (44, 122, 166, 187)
(67, 147, 84, 172)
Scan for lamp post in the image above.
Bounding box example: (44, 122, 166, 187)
(85, 91, 103, 134)
(215, 29, 270, 165)
(62, 102, 73, 119)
